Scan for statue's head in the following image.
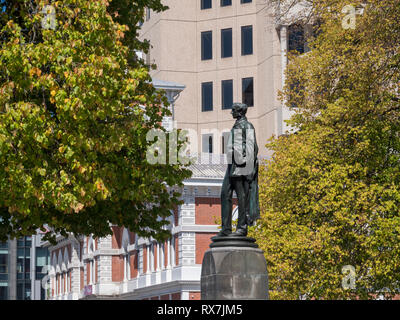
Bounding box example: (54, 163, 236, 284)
(231, 103, 248, 119)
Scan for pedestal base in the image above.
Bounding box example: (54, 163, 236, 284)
(201, 236, 269, 300)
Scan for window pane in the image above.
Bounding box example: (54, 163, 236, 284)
(241, 25, 253, 55)
(0, 253, 8, 273)
(0, 283, 8, 300)
(242, 77, 254, 107)
(221, 0, 231, 6)
(202, 134, 213, 154)
(221, 80, 233, 109)
(202, 82, 213, 112)
(222, 132, 230, 154)
(221, 28, 232, 58)
(288, 24, 305, 54)
(201, 31, 212, 60)
(17, 282, 24, 300)
(201, 0, 212, 10)
(241, 0, 252, 3)
(0, 242, 7, 249)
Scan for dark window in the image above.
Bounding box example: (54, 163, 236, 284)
(241, 0, 252, 3)
(146, 7, 151, 21)
(221, 80, 233, 109)
(202, 134, 213, 153)
(241, 25, 253, 55)
(288, 24, 305, 54)
(222, 132, 230, 154)
(0, 284, 8, 300)
(242, 77, 254, 107)
(201, 31, 212, 60)
(201, 0, 212, 9)
(221, 28, 232, 58)
(202, 82, 213, 112)
(0, 252, 7, 274)
(17, 280, 31, 300)
(221, 0, 231, 6)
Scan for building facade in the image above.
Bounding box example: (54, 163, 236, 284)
(0, 234, 49, 300)
(44, 160, 236, 300)
(138, 0, 301, 158)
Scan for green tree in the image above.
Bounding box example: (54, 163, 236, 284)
(0, 0, 191, 243)
(252, 0, 400, 299)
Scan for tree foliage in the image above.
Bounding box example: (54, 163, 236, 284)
(252, 0, 400, 299)
(0, 0, 191, 243)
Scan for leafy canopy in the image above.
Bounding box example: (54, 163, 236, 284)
(0, 0, 191, 243)
(252, 0, 400, 299)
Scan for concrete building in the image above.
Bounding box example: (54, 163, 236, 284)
(138, 0, 302, 158)
(0, 233, 50, 300)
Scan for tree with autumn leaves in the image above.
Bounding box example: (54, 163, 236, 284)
(0, 0, 191, 243)
(252, 0, 400, 299)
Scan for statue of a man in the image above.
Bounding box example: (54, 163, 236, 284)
(218, 103, 260, 237)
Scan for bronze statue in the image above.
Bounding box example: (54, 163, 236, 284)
(218, 103, 260, 237)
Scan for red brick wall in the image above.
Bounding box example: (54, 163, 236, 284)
(195, 197, 238, 225)
(189, 292, 201, 300)
(86, 262, 90, 285)
(164, 241, 168, 268)
(112, 226, 123, 249)
(171, 292, 181, 300)
(112, 255, 124, 282)
(195, 197, 222, 225)
(143, 245, 148, 273)
(195, 233, 215, 264)
(129, 231, 135, 244)
(174, 205, 179, 226)
(175, 235, 179, 266)
(95, 259, 98, 283)
(151, 296, 159, 300)
(130, 252, 138, 279)
(160, 294, 170, 300)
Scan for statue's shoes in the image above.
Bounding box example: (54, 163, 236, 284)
(231, 229, 248, 237)
(217, 230, 232, 237)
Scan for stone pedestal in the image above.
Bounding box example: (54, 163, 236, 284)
(200, 236, 269, 300)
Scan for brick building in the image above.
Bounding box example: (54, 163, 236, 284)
(44, 159, 240, 300)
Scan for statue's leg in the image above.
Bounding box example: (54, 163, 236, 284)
(232, 177, 250, 236)
(220, 172, 233, 236)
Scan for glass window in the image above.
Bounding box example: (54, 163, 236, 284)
(221, 79, 233, 110)
(145, 7, 150, 21)
(201, 82, 213, 112)
(201, 0, 212, 9)
(288, 24, 305, 54)
(202, 134, 213, 154)
(17, 282, 24, 300)
(241, 25, 253, 55)
(222, 132, 230, 154)
(242, 77, 254, 107)
(0, 253, 7, 274)
(221, 0, 231, 6)
(241, 0, 252, 3)
(17, 238, 25, 247)
(221, 28, 232, 58)
(201, 31, 212, 60)
(0, 242, 7, 249)
(0, 282, 8, 300)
